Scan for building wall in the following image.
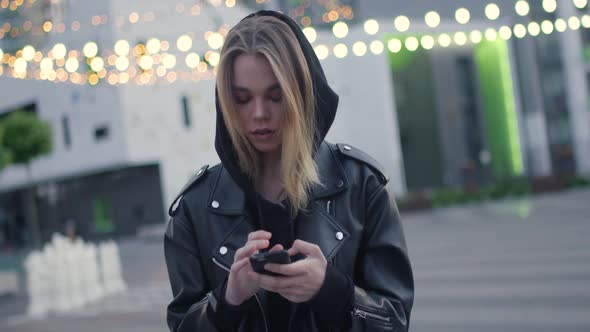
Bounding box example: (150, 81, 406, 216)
(0, 78, 127, 192)
(3, 0, 588, 230)
(0, 0, 128, 191)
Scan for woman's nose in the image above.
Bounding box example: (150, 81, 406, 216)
(253, 98, 270, 120)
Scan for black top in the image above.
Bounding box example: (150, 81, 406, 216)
(258, 196, 294, 332)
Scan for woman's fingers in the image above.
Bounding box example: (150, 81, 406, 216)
(234, 239, 269, 261)
(268, 244, 284, 252)
(231, 256, 252, 274)
(289, 239, 323, 257)
(253, 273, 306, 292)
(233, 231, 273, 261)
(264, 260, 307, 276)
(248, 230, 272, 241)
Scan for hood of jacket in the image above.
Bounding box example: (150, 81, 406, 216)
(213, 10, 339, 207)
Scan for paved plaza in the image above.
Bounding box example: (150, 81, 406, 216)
(0, 189, 588, 332)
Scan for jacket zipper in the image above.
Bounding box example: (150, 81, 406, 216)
(187, 292, 210, 314)
(326, 200, 335, 216)
(212, 257, 269, 332)
(352, 307, 392, 322)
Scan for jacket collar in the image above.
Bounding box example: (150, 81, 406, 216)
(208, 142, 347, 216)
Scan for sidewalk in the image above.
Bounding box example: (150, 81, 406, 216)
(0, 234, 171, 331)
(0, 188, 588, 332)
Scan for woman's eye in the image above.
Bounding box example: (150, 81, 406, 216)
(234, 96, 251, 104)
(268, 93, 282, 103)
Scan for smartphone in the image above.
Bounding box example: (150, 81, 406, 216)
(249, 250, 291, 276)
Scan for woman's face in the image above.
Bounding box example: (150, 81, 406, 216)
(232, 53, 285, 155)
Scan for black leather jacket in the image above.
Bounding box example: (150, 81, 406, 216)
(164, 142, 414, 332)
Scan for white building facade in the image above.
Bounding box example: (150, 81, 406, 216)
(0, 0, 405, 246)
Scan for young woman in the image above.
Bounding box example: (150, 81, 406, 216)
(164, 10, 414, 332)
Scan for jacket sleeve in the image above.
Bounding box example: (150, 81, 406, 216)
(350, 181, 415, 331)
(164, 200, 253, 332)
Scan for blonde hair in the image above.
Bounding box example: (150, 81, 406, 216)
(216, 15, 319, 215)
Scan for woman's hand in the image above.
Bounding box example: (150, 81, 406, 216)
(225, 230, 283, 305)
(251, 239, 327, 303)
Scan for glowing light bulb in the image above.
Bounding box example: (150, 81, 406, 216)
(455, 8, 471, 24)
(425, 11, 440, 28)
(333, 22, 349, 38)
(333, 43, 348, 58)
(303, 27, 317, 43)
(364, 19, 379, 35)
(485, 3, 500, 20)
(115, 40, 130, 56)
(394, 16, 410, 32)
(83, 42, 98, 58)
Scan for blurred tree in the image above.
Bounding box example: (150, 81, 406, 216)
(0, 126, 13, 170)
(1, 111, 52, 247)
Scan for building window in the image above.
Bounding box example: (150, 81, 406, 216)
(94, 126, 109, 141)
(181, 95, 191, 128)
(62, 115, 71, 148)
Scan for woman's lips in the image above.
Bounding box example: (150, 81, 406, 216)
(252, 129, 275, 141)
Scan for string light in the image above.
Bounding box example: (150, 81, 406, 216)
(542, 0, 557, 13)
(515, 1, 530, 16)
(421, 35, 435, 50)
(115, 56, 130, 71)
(138, 56, 153, 70)
(2, 0, 355, 43)
(569, 16, 581, 30)
(353, 41, 368, 56)
(394, 16, 410, 32)
(14, 58, 27, 73)
(83, 42, 98, 58)
(425, 11, 441, 28)
(185, 53, 200, 68)
(52, 44, 67, 59)
(485, 3, 501, 21)
(574, 0, 588, 9)
(0, 1, 555, 47)
(303, 27, 317, 43)
(455, 8, 471, 25)
(207, 33, 224, 49)
(333, 43, 348, 58)
(438, 34, 452, 47)
(528, 22, 541, 36)
(387, 39, 402, 53)
(514, 24, 527, 38)
(405, 37, 420, 51)
(40, 58, 53, 72)
(162, 54, 177, 69)
(541, 20, 554, 34)
(0, 0, 238, 41)
(146, 38, 161, 54)
(453, 32, 467, 46)
(65, 58, 79, 73)
(364, 19, 379, 35)
(469, 30, 483, 44)
(6, 13, 590, 85)
(370, 40, 384, 54)
(333, 22, 349, 38)
(22, 46, 35, 61)
(314, 45, 329, 60)
(177, 35, 193, 52)
(114, 40, 131, 56)
(0, 0, 575, 58)
(90, 57, 105, 72)
(499, 26, 513, 40)
(485, 28, 498, 41)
